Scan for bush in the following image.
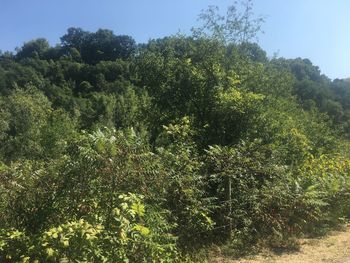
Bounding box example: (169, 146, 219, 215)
(0, 193, 180, 262)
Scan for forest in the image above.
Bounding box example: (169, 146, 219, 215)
(1, 2, 350, 262)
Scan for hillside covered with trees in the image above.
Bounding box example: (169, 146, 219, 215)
(1, 2, 350, 262)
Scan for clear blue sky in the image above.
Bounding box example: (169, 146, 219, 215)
(1, 0, 349, 79)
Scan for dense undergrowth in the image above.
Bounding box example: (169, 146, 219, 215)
(1, 1, 350, 262)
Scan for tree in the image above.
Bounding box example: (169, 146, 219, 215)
(60, 27, 89, 52)
(16, 38, 50, 60)
(61, 28, 136, 64)
(0, 86, 51, 161)
(192, 0, 265, 44)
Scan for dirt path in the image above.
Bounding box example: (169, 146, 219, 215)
(211, 224, 350, 263)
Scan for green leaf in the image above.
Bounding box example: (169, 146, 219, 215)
(131, 203, 145, 216)
(46, 247, 55, 257)
(133, 225, 150, 236)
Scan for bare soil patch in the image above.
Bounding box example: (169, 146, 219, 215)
(210, 224, 350, 263)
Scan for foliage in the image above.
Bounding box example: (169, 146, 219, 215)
(193, 0, 265, 44)
(0, 194, 180, 262)
(1, 1, 350, 260)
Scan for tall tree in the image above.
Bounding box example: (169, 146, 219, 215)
(192, 0, 264, 44)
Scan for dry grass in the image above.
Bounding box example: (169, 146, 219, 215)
(210, 224, 350, 263)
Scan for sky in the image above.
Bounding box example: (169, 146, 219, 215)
(0, 0, 349, 79)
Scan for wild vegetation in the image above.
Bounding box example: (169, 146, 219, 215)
(1, 1, 350, 262)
